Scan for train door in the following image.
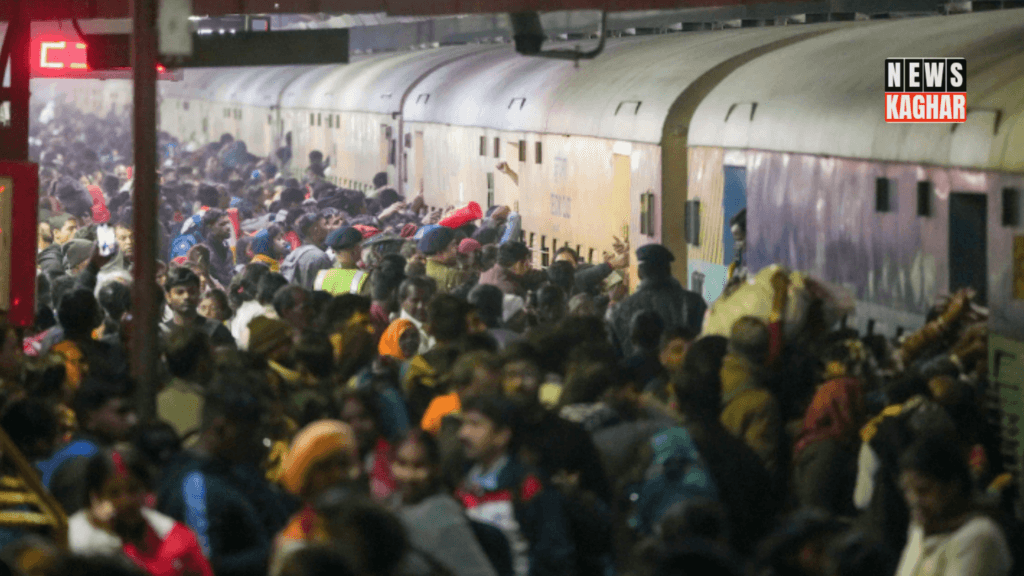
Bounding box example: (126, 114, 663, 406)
(613, 153, 632, 289)
(949, 192, 988, 305)
(414, 131, 425, 196)
(722, 166, 747, 268)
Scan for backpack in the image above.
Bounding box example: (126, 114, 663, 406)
(628, 426, 719, 535)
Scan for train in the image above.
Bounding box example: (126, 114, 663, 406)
(34, 7, 1024, 348)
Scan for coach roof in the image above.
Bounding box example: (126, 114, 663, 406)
(688, 9, 1024, 172)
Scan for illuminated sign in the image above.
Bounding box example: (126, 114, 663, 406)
(29, 33, 179, 80)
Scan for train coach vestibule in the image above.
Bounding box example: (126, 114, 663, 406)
(949, 192, 988, 306)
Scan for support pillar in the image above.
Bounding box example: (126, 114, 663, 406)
(0, 0, 31, 161)
(131, 0, 160, 421)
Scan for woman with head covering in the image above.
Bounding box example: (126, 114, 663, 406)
(378, 319, 420, 361)
(68, 448, 214, 576)
(270, 420, 363, 576)
(249, 224, 290, 272)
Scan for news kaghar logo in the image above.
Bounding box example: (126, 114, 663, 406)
(885, 58, 966, 122)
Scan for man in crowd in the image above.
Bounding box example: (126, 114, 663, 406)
(161, 267, 235, 347)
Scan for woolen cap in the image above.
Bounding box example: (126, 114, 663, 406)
(636, 244, 675, 265)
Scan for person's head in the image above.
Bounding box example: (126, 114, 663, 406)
(58, 288, 102, 339)
(280, 420, 361, 501)
(314, 489, 409, 576)
(200, 376, 266, 464)
(554, 246, 579, 268)
(51, 214, 79, 244)
(468, 284, 504, 329)
(391, 430, 442, 505)
(197, 183, 220, 208)
(899, 434, 973, 535)
(417, 227, 458, 265)
(1, 399, 58, 460)
(257, 272, 289, 306)
(659, 326, 698, 373)
(337, 389, 383, 457)
(278, 545, 357, 576)
(165, 326, 214, 384)
(378, 319, 420, 361)
(274, 285, 313, 331)
(84, 448, 150, 540)
(426, 294, 471, 344)
(371, 255, 407, 310)
(756, 509, 846, 576)
(398, 277, 435, 324)
(280, 187, 305, 210)
(97, 279, 132, 325)
(327, 227, 364, 267)
(502, 341, 544, 404)
(251, 224, 289, 260)
(458, 394, 518, 466)
(502, 294, 528, 333)
(636, 244, 674, 281)
(728, 316, 770, 365)
(497, 242, 532, 275)
(536, 285, 567, 325)
(198, 289, 231, 322)
(447, 351, 503, 399)
(38, 221, 54, 246)
(201, 208, 232, 242)
(114, 219, 133, 261)
(729, 208, 747, 255)
(325, 294, 373, 337)
(164, 267, 202, 319)
(630, 310, 665, 354)
(478, 244, 500, 270)
(560, 360, 620, 406)
(230, 262, 270, 308)
(297, 212, 329, 246)
(657, 498, 730, 547)
(248, 316, 295, 361)
(73, 375, 138, 443)
(672, 336, 729, 420)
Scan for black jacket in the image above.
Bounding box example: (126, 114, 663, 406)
(609, 276, 706, 357)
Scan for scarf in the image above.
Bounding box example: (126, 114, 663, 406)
(793, 376, 864, 458)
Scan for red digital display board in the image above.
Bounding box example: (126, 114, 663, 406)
(30, 35, 90, 76)
(29, 32, 176, 79)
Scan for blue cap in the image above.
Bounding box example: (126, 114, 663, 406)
(326, 226, 363, 251)
(417, 226, 457, 256)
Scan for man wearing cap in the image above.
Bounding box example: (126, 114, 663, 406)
(419, 227, 461, 294)
(609, 244, 707, 358)
(314, 226, 372, 296)
(280, 213, 332, 291)
(478, 242, 545, 298)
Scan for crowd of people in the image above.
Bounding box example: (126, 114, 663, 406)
(0, 101, 1010, 576)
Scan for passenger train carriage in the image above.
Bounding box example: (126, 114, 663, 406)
(37, 8, 1024, 347)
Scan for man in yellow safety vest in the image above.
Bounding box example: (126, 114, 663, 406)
(314, 226, 372, 296)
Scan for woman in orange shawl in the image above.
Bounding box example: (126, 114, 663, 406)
(378, 319, 420, 361)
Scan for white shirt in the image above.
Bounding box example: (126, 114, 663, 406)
(895, 516, 1011, 576)
(69, 508, 177, 555)
(230, 300, 266, 349)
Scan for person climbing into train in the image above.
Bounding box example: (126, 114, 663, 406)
(280, 212, 332, 291)
(608, 244, 706, 358)
(314, 226, 372, 296)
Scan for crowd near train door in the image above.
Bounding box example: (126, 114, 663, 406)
(949, 192, 988, 305)
(722, 166, 747, 271)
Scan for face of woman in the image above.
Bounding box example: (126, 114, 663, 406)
(398, 327, 420, 359)
(391, 440, 436, 505)
(273, 233, 291, 258)
(198, 296, 224, 321)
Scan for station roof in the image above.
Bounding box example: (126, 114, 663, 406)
(3, 0, 809, 21)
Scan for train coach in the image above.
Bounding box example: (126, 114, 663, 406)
(41, 7, 1024, 346)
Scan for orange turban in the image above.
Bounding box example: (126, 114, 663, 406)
(279, 420, 360, 497)
(379, 319, 415, 360)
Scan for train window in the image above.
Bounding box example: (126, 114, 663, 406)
(494, 138, 501, 159)
(615, 100, 643, 116)
(335, 115, 340, 126)
(535, 142, 542, 164)
(1003, 188, 1021, 226)
(480, 136, 487, 157)
(519, 230, 525, 242)
(917, 182, 933, 217)
(684, 200, 700, 246)
(202, 118, 208, 133)
(268, 114, 272, 125)
(541, 236, 550, 267)
(576, 245, 581, 261)
(518, 141, 526, 162)
(389, 140, 396, 166)
(327, 115, 333, 128)
(528, 232, 535, 248)
(588, 248, 595, 263)
(487, 172, 495, 208)
(691, 271, 705, 295)
(183, 101, 189, 111)
(403, 153, 408, 182)
(310, 113, 315, 126)
(875, 178, 894, 212)
(317, 113, 322, 127)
